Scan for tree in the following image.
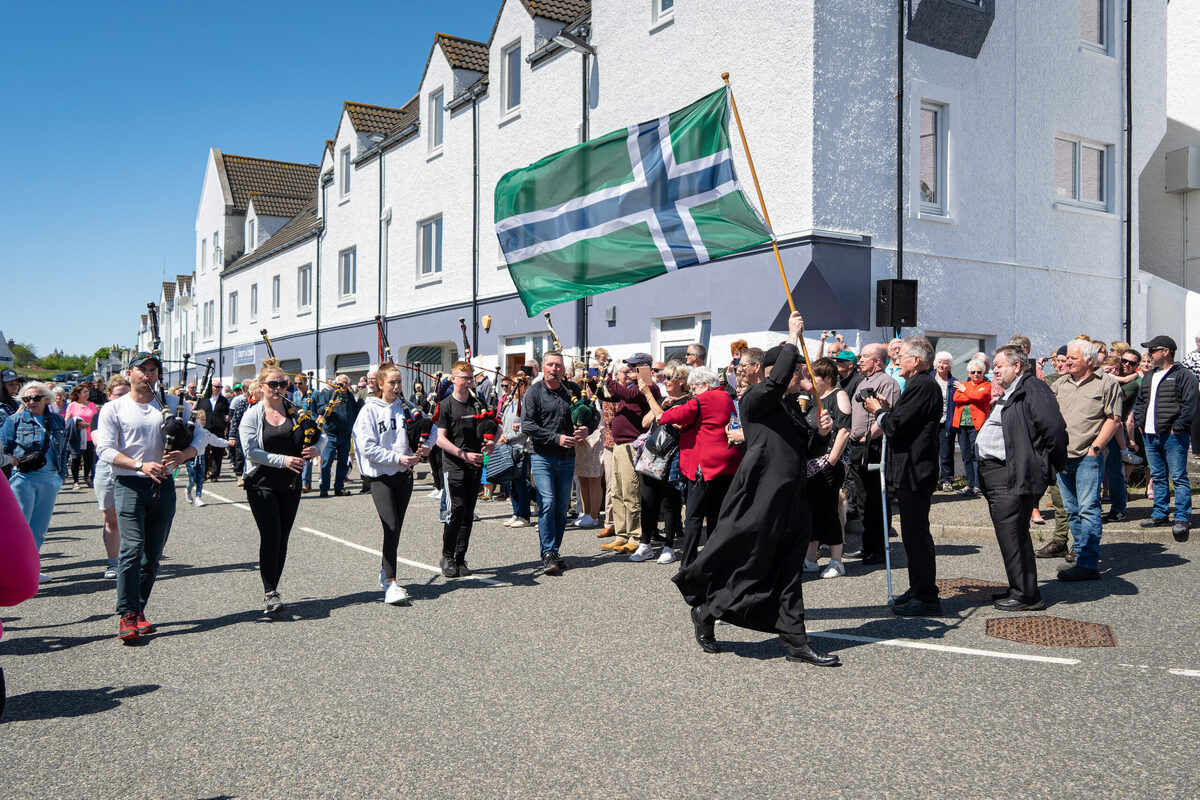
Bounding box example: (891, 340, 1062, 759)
(11, 342, 37, 367)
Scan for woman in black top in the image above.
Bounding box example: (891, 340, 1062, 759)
(803, 357, 853, 578)
(239, 366, 323, 614)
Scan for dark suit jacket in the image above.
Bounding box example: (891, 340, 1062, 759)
(998, 373, 1067, 495)
(877, 371, 942, 493)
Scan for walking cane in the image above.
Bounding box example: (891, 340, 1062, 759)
(867, 434, 893, 603)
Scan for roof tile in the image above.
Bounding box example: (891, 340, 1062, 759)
(221, 154, 320, 214)
(247, 193, 312, 218)
(344, 101, 410, 136)
(522, 0, 590, 24)
(436, 33, 489, 73)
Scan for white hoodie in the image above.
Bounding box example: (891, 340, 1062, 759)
(352, 396, 414, 477)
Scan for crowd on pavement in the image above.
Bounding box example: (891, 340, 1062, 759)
(1, 316, 1197, 670)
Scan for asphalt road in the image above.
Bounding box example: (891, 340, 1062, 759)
(2, 474, 1198, 800)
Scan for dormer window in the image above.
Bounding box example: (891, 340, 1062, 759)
(247, 218, 256, 252)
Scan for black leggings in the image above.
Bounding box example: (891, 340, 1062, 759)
(71, 441, 95, 484)
(246, 483, 301, 594)
(639, 473, 682, 547)
(369, 470, 414, 580)
(806, 462, 846, 546)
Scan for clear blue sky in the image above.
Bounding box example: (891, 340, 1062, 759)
(0, 0, 503, 358)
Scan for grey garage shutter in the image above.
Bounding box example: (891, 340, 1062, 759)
(334, 352, 370, 372)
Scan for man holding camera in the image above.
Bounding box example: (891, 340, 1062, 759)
(846, 343, 900, 564)
(862, 338, 943, 616)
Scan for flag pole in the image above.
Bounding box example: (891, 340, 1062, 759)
(723, 72, 822, 414)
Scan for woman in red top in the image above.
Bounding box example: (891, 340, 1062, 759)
(659, 365, 743, 569)
(952, 359, 992, 496)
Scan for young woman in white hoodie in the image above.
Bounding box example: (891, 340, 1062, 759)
(353, 363, 430, 605)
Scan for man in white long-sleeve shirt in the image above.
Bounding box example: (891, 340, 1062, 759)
(94, 353, 206, 642)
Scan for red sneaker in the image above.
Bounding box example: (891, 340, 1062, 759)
(135, 612, 156, 635)
(118, 613, 140, 642)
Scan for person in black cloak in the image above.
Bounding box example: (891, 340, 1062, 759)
(672, 312, 841, 667)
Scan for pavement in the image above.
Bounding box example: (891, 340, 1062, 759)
(2, 468, 1199, 800)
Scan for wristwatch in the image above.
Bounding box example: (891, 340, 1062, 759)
(134, 460, 144, 472)
(1089, 445, 1102, 456)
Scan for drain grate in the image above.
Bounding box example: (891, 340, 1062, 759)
(986, 616, 1117, 648)
(935, 577, 1009, 603)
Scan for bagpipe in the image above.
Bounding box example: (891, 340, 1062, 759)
(260, 328, 323, 450)
(198, 357, 216, 400)
(146, 302, 193, 453)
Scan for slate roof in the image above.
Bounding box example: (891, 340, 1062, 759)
(247, 193, 311, 218)
(221, 154, 320, 214)
(161, 282, 175, 303)
(520, 0, 590, 24)
(344, 101, 410, 136)
(435, 33, 489, 72)
(224, 200, 320, 275)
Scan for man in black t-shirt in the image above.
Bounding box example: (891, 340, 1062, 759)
(433, 361, 494, 577)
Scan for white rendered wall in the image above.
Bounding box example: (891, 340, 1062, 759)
(194, 152, 228, 355)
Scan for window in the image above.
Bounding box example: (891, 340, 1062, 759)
(298, 264, 312, 309)
(213, 232, 220, 268)
(228, 291, 238, 329)
(919, 102, 947, 216)
(655, 314, 710, 363)
(1055, 136, 1109, 210)
(502, 42, 521, 113)
(271, 275, 281, 313)
(1080, 0, 1110, 54)
(653, 0, 674, 25)
(247, 219, 256, 252)
(429, 89, 444, 151)
(249, 284, 258, 320)
(202, 301, 214, 338)
(420, 217, 443, 276)
(339, 147, 351, 196)
(201, 238, 207, 270)
(339, 248, 357, 298)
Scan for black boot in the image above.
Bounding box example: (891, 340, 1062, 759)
(690, 606, 720, 654)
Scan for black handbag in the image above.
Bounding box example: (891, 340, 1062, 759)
(644, 419, 681, 459)
(15, 423, 49, 474)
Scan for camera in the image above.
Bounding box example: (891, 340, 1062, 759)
(854, 387, 878, 403)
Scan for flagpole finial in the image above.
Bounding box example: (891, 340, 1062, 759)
(721, 72, 730, 83)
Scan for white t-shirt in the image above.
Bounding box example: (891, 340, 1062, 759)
(1144, 368, 1170, 435)
(94, 392, 205, 477)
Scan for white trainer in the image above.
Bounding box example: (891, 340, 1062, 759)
(193, 496, 205, 507)
(428, 489, 442, 500)
(38, 572, 51, 583)
(575, 514, 597, 528)
(657, 546, 677, 564)
(803, 559, 821, 573)
(509, 517, 530, 528)
(185, 487, 194, 503)
(820, 560, 846, 579)
(384, 582, 410, 605)
(629, 543, 655, 562)
(502, 515, 516, 527)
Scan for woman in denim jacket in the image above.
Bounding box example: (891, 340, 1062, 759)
(0, 381, 70, 566)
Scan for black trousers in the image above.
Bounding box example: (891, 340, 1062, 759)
(369, 470, 414, 580)
(429, 448, 444, 493)
(679, 473, 733, 569)
(71, 441, 95, 484)
(229, 444, 244, 477)
(443, 469, 480, 561)
(205, 444, 225, 479)
(897, 486, 938, 602)
(978, 461, 1040, 603)
(849, 440, 889, 556)
(639, 473, 682, 547)
(246, 483, 301, 594)
(807, 462, 846, 546)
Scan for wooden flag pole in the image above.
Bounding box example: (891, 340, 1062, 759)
(723, 72, 822, 414)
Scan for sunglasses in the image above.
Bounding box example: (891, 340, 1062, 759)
(23, 395, 48, 403)
(1122, 359, 1140, 366)
(264, 380, 288, 389)
(968, 370, 984, 375)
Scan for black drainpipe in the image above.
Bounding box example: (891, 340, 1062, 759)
(576, 48, 591, 354)
(472, 89, 481, 355)
(894, 0, 905, 340)
(1124, 0, 1133, 342)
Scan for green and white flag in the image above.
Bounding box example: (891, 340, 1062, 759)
(495, 87, 773, 316)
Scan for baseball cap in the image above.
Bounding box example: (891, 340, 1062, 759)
(623, 352, 653, 367)
(834, 350, 857, 362)
(1140, 335, 1178, 352)
(128, 352, 161, 369)
(1, 368, 20, 383)
(233, 383, 243, 390)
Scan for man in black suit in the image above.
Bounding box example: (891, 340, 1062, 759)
(862, 337, 943, 616)
(975, 345, 1067, 611)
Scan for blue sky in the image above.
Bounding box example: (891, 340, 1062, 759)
(0, 0, 504, 358)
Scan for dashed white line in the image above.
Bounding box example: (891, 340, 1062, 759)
(809, 631, 1082, 666)
(204, 490, 507, 587)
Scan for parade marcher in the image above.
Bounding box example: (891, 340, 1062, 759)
(802, 358, 852, 578)
(975, 345, 1067, 611)
(521, 351, 592, 574)
(1134, 335, 1198, 542)
(846, 343, 901, 564)
(94, 353, 205, 641)
(316, 375, 359, 497)
(1050, 340, 1121, 581)
(674, 313, 840, 667)
(240, 365, 324, 614)
(91, 375, 130, 578)
(357, 369, 379, 494)
(433, 361, 494, 577)
(0, 381, 71, 583)
(862, 337, 943, 616)
(353, 363, 429, 604)
(660, 365, 742, 569)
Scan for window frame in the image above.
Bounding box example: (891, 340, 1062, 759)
(213, 231, 220, 269)
(203, 300, 214, 339)
(247, 218, 256, 253)
(339, 146, 351, 197)
(653, 313, 710, 364)
(249, 283, 258, 321)
(428, 89, 444, 153)
(297, 264, 313, 311)
(418, 215, 444, 279)
(501, 40, 522, 116)
(201, 238, 206, 271)
(228, 291, 238, 330)
(271, 275, 281, 314)
(652, 0, 675, 27)
(1080, 0, 1112, 56)
(918, 101, 948, 217)
(338, 247, 357, 299)
(1054, 135, 1111, 212)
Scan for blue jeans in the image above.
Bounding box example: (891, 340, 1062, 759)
(529, 453, 575, 557)
(11, 468, 63, 551)
(301, 458, 312, 488)
(113, 475, 177, 615)
(1144, 432, 1192, 523)
(186, 456, 205, 498)
(504, 455, 532, 521)
(320, 436, 351, 492)
(1056, 454, 1103, 570)
(1103, 440, 1127, 513)
(958, 427, 979, 489)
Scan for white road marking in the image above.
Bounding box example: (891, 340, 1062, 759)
(1120, 663, 1200, 679)
(809, 630, 1082, 666)
(204, 491, 507, 587)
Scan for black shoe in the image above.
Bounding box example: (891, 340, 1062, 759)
(1057, 565, 1100, 582)
(320, 490, 329, 498)
(993, 597, 1043, 612)
(335, 489, 351, 497)
(1172, 522, 1190, 542)
(1140, 517, 1171, 528)
(541, 553, 562, 576)
(784, 643, 841, 667)
(1101, 510, 1127, 523)
(891, 598, 943, 617)
(990, 590, 1011, 601)
(553, 552, 568, 571)
(890, 589, 915, 606)
(455, 560, 471, 577)
(440, 557, 459, 578)
(358, 486, 371, 494)
(861, 552, 886, 566)
(690, 606, 720, 654)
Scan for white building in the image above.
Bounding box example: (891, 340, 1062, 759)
(171, 0, 1185, 387)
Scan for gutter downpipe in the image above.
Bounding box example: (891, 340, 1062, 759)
(576, 47, 590, 354)
(317, 179, 327, 380)
(472, 87, 481, 357)
(1124, 0, 1133, 343)
(894, 0, 905, 340)
(378, 143, 385, 325)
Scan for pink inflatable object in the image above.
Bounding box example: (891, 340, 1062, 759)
(0, 470, 40, 638)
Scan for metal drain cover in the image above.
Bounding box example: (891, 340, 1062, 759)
(986, 616, 1117, 648)
(935, 577, 1008, 602)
